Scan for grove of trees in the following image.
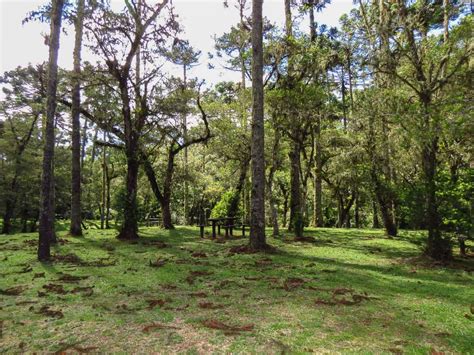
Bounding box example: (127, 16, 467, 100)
(0, 0, 472, 261)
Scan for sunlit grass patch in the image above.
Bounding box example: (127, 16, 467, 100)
(0, 226, 473, 353)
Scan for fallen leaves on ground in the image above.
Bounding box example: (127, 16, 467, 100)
(198, 302, 224, 309)
(146, 299, 165, 309)
(0, 285, 26, 296)
(283, 277, 306, 291)
(36, 305, 64, 318)
(201, 319, 254, 335)
(57, 274, 89, 283)
(142, 322, 180, 333)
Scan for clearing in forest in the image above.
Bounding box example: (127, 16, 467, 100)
(0, 227, 473, 353)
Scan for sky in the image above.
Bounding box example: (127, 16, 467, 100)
(0, 0, 355, 85)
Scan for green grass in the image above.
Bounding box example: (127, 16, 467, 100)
(1, 226, 473, 353)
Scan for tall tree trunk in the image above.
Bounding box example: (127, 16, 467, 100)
(161, 148, 176, 229)
(229, 156, 250, 218)
(267, 129, 281, 236)
(70, 0, 85, 236)
(101, 136, 107, 230)
(105, 166, 112, 229)
(289, 142, 304, 239)
(249, 0, 267, 250)
(314, 115, 323, 227)
(355, 195, 360, 228)
(372, 200, 380, 228)
(117, 148, 139, 239)
(421, 100, 450, 259)
(38, 0, 64, 261)
(80, 118, 88, 166)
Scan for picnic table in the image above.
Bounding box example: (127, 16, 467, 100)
(200, 217, 249, 239)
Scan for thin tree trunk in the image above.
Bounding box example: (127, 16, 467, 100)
(38, 0, 64, 261)
(314, 115, 323, 226)
(372, 201, 381, 228)
(80, 118, 88, 166)
(101, 134, 107, 230)
(249, 0, 267, 250)
(70, 0, 85, 236)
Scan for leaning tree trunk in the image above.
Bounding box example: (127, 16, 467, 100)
(228, 156, 250, 218)
(249, 0, 267, 250)
(38, 0, 64, 261)
(70, 0, 85, 237)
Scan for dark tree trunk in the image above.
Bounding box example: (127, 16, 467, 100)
(2, 198, 15, 234)
(372, 201, 381, 228)
(337, 191, 355, 228)
(161, 147, 176, 229)
(80, 118, 88, 166)
(267, 129, 280, 236)
(249, 0, 267, 250)
(368, 108, 397, 237)
(355, 195, 360, 228)
(2, 170, 19, 234)
(314, 115, 324, 227)
(70, 0, 85, 237)
(289, 142, 304, 239)
(422, 117, 451, 259)
(3, 114, 38, 234)
(38, 0, 64, 261)
(105, 168, 112, 229)
(279, 181, 289, 228)
(117, 149, 139, 239)
(229, 156, 250, 218)
(161, 197, 173, 229)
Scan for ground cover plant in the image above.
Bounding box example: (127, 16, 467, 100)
(1, 226, 473, 353)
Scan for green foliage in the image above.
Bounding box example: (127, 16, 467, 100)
(438, 167, 474, 234)
(210, 190, 240, 219)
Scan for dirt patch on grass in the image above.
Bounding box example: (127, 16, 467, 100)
(36, 305, 64, 318)
(198, 302, 224, 309)
(142, 322, 180, 333)
(57, 273, 89, 283)
(185, 270, 214, 285)
(0, 285, 27, 296)
(146, 299, 166, 309)
(314, 288, 379, 306)
(201, 319, 254, 335)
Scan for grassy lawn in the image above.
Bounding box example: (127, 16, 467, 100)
(1, 226, 473, 353)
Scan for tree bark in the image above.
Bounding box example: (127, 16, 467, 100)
(249, 0, 267, 250)
(38, 0, 64, 261)
(70, 0, 85, 237)
(289, 142, 304, 238)
(229, 156, 250, 218)
(314, 115, 323, 226)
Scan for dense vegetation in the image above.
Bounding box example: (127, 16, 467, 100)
(0, 0, 473, 351)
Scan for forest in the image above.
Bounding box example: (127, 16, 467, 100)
(0, 0, 473, 353)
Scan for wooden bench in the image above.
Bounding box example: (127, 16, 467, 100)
(146, 217, 161, 227)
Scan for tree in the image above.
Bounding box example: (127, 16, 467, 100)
(249, 0, 267, 250)
(38, 0, 65, 261)
(85, 0, 176, 239)
(70, 0, 85, 236)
